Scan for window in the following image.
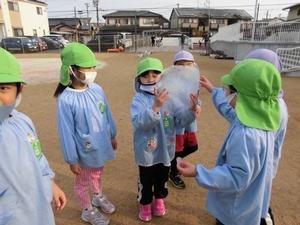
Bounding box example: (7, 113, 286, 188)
(108, 19, 116, 25)
(143, 18, 155, 25)
(43, 29, 46, 35)
(8, 1, 19, 11)
(297, 9, 300, 16)
(13, 28, 23, 36)
(36, 7, 43, 15)
(33, 29, 37, 36)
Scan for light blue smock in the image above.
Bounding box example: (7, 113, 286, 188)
(57, 83, 116, 168)
(0, 110, 55, 225)
(131, 91, 195, 167)
(195, 87, 286, 225)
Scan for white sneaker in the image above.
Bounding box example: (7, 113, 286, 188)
(92, 194, 116, 214)
(81, 207, 109, 225)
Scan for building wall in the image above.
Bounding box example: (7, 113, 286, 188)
(287, 6, 300, 21)
(0, 0, 13, 37)
(18, 1, 49, 36)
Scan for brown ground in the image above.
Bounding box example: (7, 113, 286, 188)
(15, 52, 300, 225)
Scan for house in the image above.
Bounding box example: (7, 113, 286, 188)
(0, 0, 49, 39)
(102, 10, 170, 33)
(170, 7, 252, 36)
(283, 3, 300, 22)
(48, 17, 92, 42)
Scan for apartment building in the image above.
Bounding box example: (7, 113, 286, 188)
(0, 0, 49, 39)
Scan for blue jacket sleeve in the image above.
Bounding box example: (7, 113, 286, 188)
(211, 87, 236, 123)
(131, 97, 161, 131)
(57, 99, 78, 165)
(195, 127, 260, 193)
(103, 94, 117, 139)
(273, 98, 288, 178)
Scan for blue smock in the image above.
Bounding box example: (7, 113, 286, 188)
(57, 84, 117, 168)
(0, 110, 55, 225)
(131, 90, 195, 167)
(195, 88, 285, 225)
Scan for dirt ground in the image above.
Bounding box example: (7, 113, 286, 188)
(15, 52, 300, 225)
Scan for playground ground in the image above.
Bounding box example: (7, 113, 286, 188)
(15, 51, 300, 225)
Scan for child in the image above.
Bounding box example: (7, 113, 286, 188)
(169, 50, 201, 189)
(131, 57, 198, 222)
(55, 43, 117, 225)
(177, 59, 283, 225)
(0, 47, 66, 225)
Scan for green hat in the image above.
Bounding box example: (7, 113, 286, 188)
(221, 59, 281, 131)
(136, 57, 163, 77)
(60, 42, 100, 86)
(0, 47, 25, 84)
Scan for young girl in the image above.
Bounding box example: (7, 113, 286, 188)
(178, 59, 283, 225)
(169, 50, 201, 189)
(131, 57, 198, 222)
(55, 43, 117, 225)
(0, 47, 66, 225)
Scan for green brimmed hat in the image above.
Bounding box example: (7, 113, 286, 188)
(0, 47, 25, 84)
(136, 57, 163, 77)
(60, 43, 100, 86)
(221, 59, 281, 131)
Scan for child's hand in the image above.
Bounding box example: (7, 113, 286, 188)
(189, 93, 198, 113)
(152, 88, 169, 113)
(177, 160, 197, 177)
(69, 163, 81, 175)
(200, 75, 214, 93)
(111, 138, 118, 150)
(195, 105, 202, 116)
(52, 181, 67, 211)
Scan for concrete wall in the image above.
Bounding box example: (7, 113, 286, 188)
(0, 0, 13, 37)
(210, 40, 300, 60)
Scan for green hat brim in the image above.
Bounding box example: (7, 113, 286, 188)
(0, 73, 25, 84)
(221, 74, 233, 86)
(76, 59, 100, 68)
(137, 67, 163, 77)
(235, 94, 281, 131)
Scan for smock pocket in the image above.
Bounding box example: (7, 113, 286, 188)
(79, 134, 96, 152)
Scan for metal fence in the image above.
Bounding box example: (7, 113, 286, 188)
(240, 22, 300, 43)
(277, 47, 300, 72)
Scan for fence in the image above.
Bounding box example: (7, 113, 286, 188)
(240, 22, 300, 43)
(277, 47, 300, 73)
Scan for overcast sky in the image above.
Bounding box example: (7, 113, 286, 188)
(44, 0, 299, 22)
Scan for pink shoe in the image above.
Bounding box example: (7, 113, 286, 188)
(139, 204, 152, 222)
(152, 198, 166, 216)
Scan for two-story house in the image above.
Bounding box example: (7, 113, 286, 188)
(0, 0, 49, 39)
(102, 10, 169, 34)
(170, 7, 252, 36)
(283, 3, 300, 22)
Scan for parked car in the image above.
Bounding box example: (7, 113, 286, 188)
(0, 37, 39, 53)
(44, 34, 69, 47)
(40, 37, 60, 50)
(87, 32, 124, 52)
(26, 36, 48, 51)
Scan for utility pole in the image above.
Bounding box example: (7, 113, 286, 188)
(74, 7, 78, 42)
(85, 3, 90, 30)
(251, 0, 259, 41)
(93, 0, 100, 52)
(134, 11, 137, 52)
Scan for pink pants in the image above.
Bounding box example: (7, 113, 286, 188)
(74, 167, 104, 209)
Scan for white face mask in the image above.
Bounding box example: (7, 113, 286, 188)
(80, 71, 97, 85)
(69, 66, 97, 85)
(15, 94, 22, 108)
(227, 92, 237, 104)
(139, 83, 156, 94)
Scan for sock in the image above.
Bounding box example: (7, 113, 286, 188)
(84, 205, 93, 211)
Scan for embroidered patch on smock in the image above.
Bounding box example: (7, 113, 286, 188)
(98, 101, 106, 113)
(27, 133, 43, 159)
(147, 138, 157, 151)
(162, 111, 171, 128)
